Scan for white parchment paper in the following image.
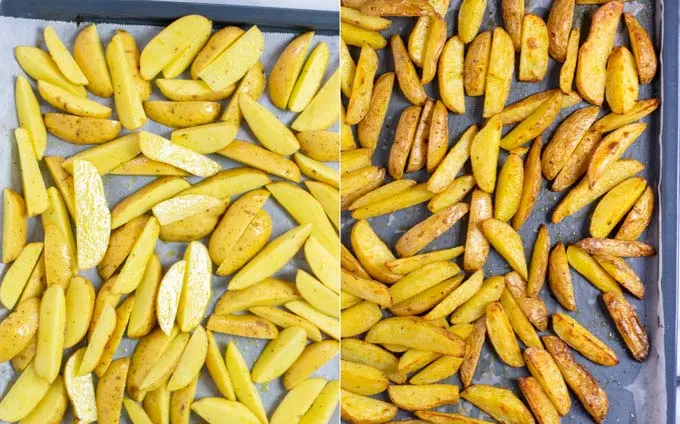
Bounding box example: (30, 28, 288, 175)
(0, 16, 339, 424)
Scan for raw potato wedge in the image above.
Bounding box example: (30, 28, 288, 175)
(143, 388, 171, 424)
(616, 186, 654, 241)
(250, 306, 322, 342)
(560, 28, 580, 93)
(39, 80, 111, 118)
(161, 200, 229, 243)
(181, 167, 269, 198)
(470, 115, 502, 192)
(167, 326, 209, 391)
(177, 241, 212, 331)
(461, 385, 534, 423)
(190, 26, 243, 79)
(347, 44, 379, 125)
(111, 216, 159, 294)
(191, 398, 260, 424)
(285, 300, 337, 340)
(519, 14, 549, 82)
(549, 243, 576, 310)
(268, 32, 313, 109)
(395, 203, 469, 257)
(62, 133, 140, 176)
(459, 0, 487, 44)
(284, 340, 339, 389)
(591, 177, 646, 237)
(341, 22, 387, 49)
(351, 219, 401, 283)
(64, 276, 95, 348)
(547, 0, 575, 62)
(170, 377, 199, 424)
(127, 326, 179, 399)
(14, 46, 86, 97)
(107, 32, 147, 130)
(221, 61, 266, 125)
(15, 128, 48, 217)
(518, 376, 560, 424)
(15, 75, 47, 159)
(624, 13, 658, 84)
(35, 284, 65, 383)
(366, 317, 466, 357)
(2, 188, 26, 264)
(606, 46, 639, 114)
(0, 297, 39, 362)
(144, 100, 220, 128)
(297, 131, 340, 162)
(341, 390, 398, 424)
(111, 177, 189, 230)
(292, 67, 341, 131)
(64, 348, 98, 423)
(96, 296, 134, 377)
(552, 313, 618, 366)
(451, 276, 505, 324)
(73, 24, 113, 97)
(44, 26, 88, 85)
(114, 30, 151, 101)
(239, 94, 300, 155)
(20, 375, 68, 424)
(157, 78, 235, 101)
(388, 384, 460, 411)
(357, 72, 395, 151)
(341, 359, 389, 395)
(495, 154, 523, 222)
(603, 291, 649, 361)
(524, 347, 571, 416)
(588, 123, 646, 188)
(576, 1, 624, 105)
(79, 303, 116, 375)
(156, 261, 186, 335)
(205, 330, 235, 400)
(299, 380, 340, 424)
(566, 245, 622, 293)
(45, 113, 121, 145)
(542, 106, 599, 180)
(225, 341, 268, 424)
(215, 210, 272, 276)
(483, 27, 514, 117)
(485, 301, 524, 367)
(289, 42, 330, 112)
(139, 131, 220, 178)
(294, 152, 339, 188)
(464, 31, 492, 96)
(392, 35, 427, 105)
(500, 91, 561, 151)
(43, 224, 74, 289)
(152, 195, 221, 226)
(0, 363, 51, 422)
(207, 314, 278, 339)
(553, 159, 644, 223)
(218, 141, 300, 182)
(111, 156, 188, 176)
(297, 270, 340, 317)
(342, 301, 383, 338)
(482, 219, 528, 279)
(543, 336, 609, 423)
(215, 278, 299, 315)
(11, 336, 37, 372)
(270, 378, 327, 424)
(171, 122, 237, 154)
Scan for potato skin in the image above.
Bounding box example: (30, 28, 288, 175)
(501, 0, 524, 50)
(44, 113, 121, 144)
(547, 0, 574, 62)
(602, 291, 649, 361)
(548, 243, 576, 311)
(559, 28, 580, 93)
(357, 72, 395, 151)
(388, 106, 421, 180)
(616, 186, 654, 241)
(464, 31, 492, 96)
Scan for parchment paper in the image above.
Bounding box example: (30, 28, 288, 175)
(0, 16, 339, 424)
(340, 1, 667, 422)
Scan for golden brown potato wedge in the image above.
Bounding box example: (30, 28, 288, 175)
(519, 14, 549, 82)
(459, 0, 487, 44)
(624, 13, 657, 84)
(366, 317, 466, 356)
(451, 276, 505, 324)
(422, 17, 446, 84)
(606, 46, 639, 114)
(501, 0, 523, 50)
(396, 203, 469, 257)
(543, 335, 609, 423)
(415, 411, 493, 423)
(406, 98, 435, 172)
(524, 347, 571, 416)
(340, 39, 356, 98)
(351, 220, 401, 283)
(470, 115, 502, 192)
(360, 0, 436, 16)
(482, 219, 528, 279)
(388, 106, 422, 179)
(459, 318, 486, 388)
(342, 148, 371, 176)
(347, 44, 379, 125)
(390, 276, 463, 316)
(340, 338, 401, 381)
(351, 183, 433, 219)
(464, 31, 491, 96)
(341, 390, 397, 424)
(385, 246, 464, 275)
(424, 270, 483, 321)
(501, 89, 580, 126)
(547, 0, 574, 62)
(342, 6, 392, 30)
(548, 243, 576, 311)
(341, 359, 389, 396)
(566, 245, 622, 293)
(505, 272, 549, 330)
(350, 180, 416, 210)
(341, 301, 383, 338)
(518, 376, 561, 424)
(602, 291, 649, 361)
(588, 123, 646, 187)
(341, 22, 387, 50)
(486, 301, 524, 367)
(576, 1, 624, 105)
(552, 130, 602, 192)
(500, 289, 541, 348)
(591, 177, 646, 238)
(428, 175, 476, 213)
(500, 91, 561, 151)
(463, 190, 492, 271)
(342, 166, 386, 210)
(342, 270, 392, 307)
(560, 28, 580, 93)
(388, 384, 459, 411)
(553, 312, 618, 366)
(576, 238, 655, 257)
(595, 255, 644, 298)
(357, 72, 395, 151)
(461, 385, 534, 423)
(494, 154, 523, 222)
(392, 34, 427, 105)
(592, 98, 659, 134)
(427, 125, 477, 193)
(390, 261, 461, 305)
(616, 186, 654, 241)
(483, 27, 514, 117)
(427, 100, 449, 171)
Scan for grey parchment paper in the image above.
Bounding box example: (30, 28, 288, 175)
(0, 16, 339, 424)
(340, 0, 667, 423)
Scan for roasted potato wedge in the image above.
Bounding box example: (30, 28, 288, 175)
(341, 390, 398, 424)
(494, 154, 523, 222)
(547, 0, 574, 62)
(606, 46, 639, 114)
(500, 91, 561, 151)
(566, 245, 622, 293)
(341, 22, 388, 49)
(552, 312, 618, 366)
(482, 219, 528, 279)
(395, 203, 469, 257)
(483, 27, 514, 117)
(518, 376, 561, 424)
(459, 0, 487, 44)
(451, 276, 505, 324)
(602, 291, 649, 361)
(591, 177, 646, 238)
(366, 317, 466, 357)
(357, 72, 395, 151)
(389, 106, 421, 179)
(524, 347, 571, 415)
(616, 186, 654, 241)
(486, 301, 524, 367)
(559, 28, 580, 93)
(470, 115, 502, 192)
(427, 100, 449, 171)
(624, 13, 658, 84)
(392, 34, 427, 105)
(548, 243, 576, 310)
(388, 384, 460, 411)
(519, 14, 549, 82)
(407, 98, 435, 172)
(461, 384, 535, 423)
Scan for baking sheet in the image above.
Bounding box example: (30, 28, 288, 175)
(0, 16, 340, 423)
(340, 1, 669, 422)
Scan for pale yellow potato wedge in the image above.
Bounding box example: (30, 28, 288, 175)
(297, 131, 339, 162)
(250, 305, 322, 342)
(215, 209, 271, 276)
(15, 128, 48, 217)
(554, 159, 644, 223)
(142, 387, 170, 424)
(124, 398, 154, 424)
(422, 16, 446, 84)
(221, 61, 265, 125)
(464, 31, 491, 97)
(495, 154, 523, 222)
(451, 276, 505, 324)
(157, 78, 234, 102)
(62, 133, 140, 175)
(251, 326, 307, 383)
(297, 270, 340, 317)
(218, 140, 300, 182)
(107, 32, 147, 130)
(111, 156, 188, 176)
(271, 378, 327, 424)
(110, 177, 188, 230)
(342, 270, 392, 306)
(366, 317, 465, 356)
(560, 28, 580, 93)
(205, 330, 235, 400)
(542, 106, 599, 180)
(392, 34, 427, 105)
(95, 297, 134, 377)
(160, 199, 228, 243)
(208, 188, 267, 264)
(35, 284, 65, 383)
(438, 35, 465, 113)
(192, 397, 259, 424)
(0, 297, 39, 362)
(2, 188, 26, 264)
(548, 243, 576, 310)
(342, 6, 392, 29)
(170, 377, 198, 424)
(17, 253, 45, 304)
(485, 301, 523, 367)
(518, 376, 560, 424)
(284, 341, 338, 390)
(169, 122, 237, 154)
(342, 359, 389, 395)
(291, 68, 340, 131)
(44, 26, 88, 85)
(43, 224, 74, 289)
(42, 188, 76, 275)
(506, 272, 549, 330)
(340, 39, 356, 97)
(156, 260, 186, 335)
(591, 177, 646, 238)
(0, 363, 51, 422)
(390, 261, 460, 305)
(500, 91, 561, 151)
(64, 276, 95, 348)
(289, 42, 330, 112)
(64, 349, 98, 422)
(11, 336, 37, 373)
(73, 24, 113, 97)
(73, 159, 110, 269)
(215, 278, 299, 315)
(462, 385, 534, 423)
(341, 390, 397, 424)
(286, 300, 340, 340)
(576, 1, 624, 105)
(114, 30, 151, 101)
(624, 13, 658, 84)
(79, 303, 116, 375)
(166, 326, 208, 391)
(305, 236, 340, 293)
(542, 335, 609, 423)
(553, 312, 618, 366)
(0, 242, 43, 309)
(408, 16, 431, 67)
(199, 25, 264, 91)
(350, 220, 400, 283)
(470, 115, 501, 192)
(566, 245, 622, 293)
(143, 100, 220, 129)
(341, 22, 387, 49)
(483, 28, 514, 117)
(225, 341, 268, 423)
(481, 218, 528, 279)
(388, 106, 421, 180)
(240, 95, 300, 155)
(89, 277, 121, 340)
(38, 80, 111, 119)
(519, 14, 549, 82)
(138, 332, 189, 391)
(424, 271, 482, 321)
(110, 216, 159, 295)
(388, 384, 459, 411)
(177, 242, 212, 332)
(606, 45, 640, 114)
(15, 76, 46, 159)
(500, 288, 541, 348)
(191, 26, 244, 79)
(602, 291, 649, 361)
(127, 326, 179, 399)
(180, 168, 269, 198)
(139, 131, 220, 177)
(396, 203, 468, 257)
(616, 186, 654, 241)
(527, 224, 550, 296)
(588, 123, 646, 187)
(547, 0, 574, 62)
(152, 194, 221, 226)
(524, 347, 571, 416)
(341, 301, 383, 338)
(458, 0, 487, 44)
(357, 72, 394, 151)
(294, 152, 339, 188)
(21, 374, 68, 424)
(100, 212, 143, 281)
(14, 46, 86, 96)
(501, 89, 581, 126)
(162, 22, 212, 79)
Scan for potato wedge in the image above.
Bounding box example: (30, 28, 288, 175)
(270, 378, 327, 424)
(390, 276, 462, 317)
(547, 0, 575, 62)
(111, 216, 159, 294)
(342, 6, 392, 30)
(588, 123, 646, 187)
(340, 39, 356, 98)
(14, 75, 46, 159)
(396, 203, 468, 257)
(350, 219, 401, 283)
(559, 28, 580, 93)
(518, 376, 560, 424)
(43, 26, 87, 85)
(124, 398, 155, 424)
(292, 67, 340, 131)
(427, 100, 449, 171)
(0, 297, 39, 362)
(177, 242, 212, 332)
(576, 1, 624, 105)
(407, 98, 434, 172)
(392, 34, 427, 105)
(168, 122, 237, 154)
(106, 32, 147, 130)
(427, 126, 477, 193)
(218, 140, 300, 182)
(483, 28, 514, 117)
(297, 270, 340, 317)
(170, 377, 198, 424)
(366, 317, 466, 356)
(501, 89, 581, 126)
(342, 167, 387, 210)
(542, 106, 599, 180)
(17, 253, 45, 304)
(139, 131, 220, 178)
(606, 46, 639, 114)
(342, 359, 389, 395)
(461, 384, 534, 423)
(459, 0, 487, 44)
(421, 16, 446, 84)
(524, 347, 571, 415)
(462, 189, 492, 271)
(161, 199, 229, 243)
(341, 301, 383, 338)
(616, 186, 654, 241)
(482, 219, 528, 279)
(2, 188, 26, 264)
(390, 261, 461, 305)
(79, 303, 116, 375)
(592, 98, 659, 134)
(11, 336, 37, 372)
(0, 363, 51, 422)
(341, 390, 397, 424)
(424, 270, 482, 321)
(347, 44, 379, 125)
(95, 296, 134, 377)
(341, 22, 387, 49)
(207, 314, 278, 340)
(501, 91, 561, 151)
(39, 80, 111, 119)
(143, 100, 220, 129)
(21, 374, 68, 424)
(127, 326, 179, 399)
(388, 384, 459, 411)
(296, 131, 340, 162)
(221, 61, 266, 125)
(519, 14, 549, 82)
(167, 326, 208, 391)
(340, 338, 401, 380)
(543, 335, 609, 423)
(249, 305, 321, 342)
(624, 13, 657, 84)
(566, 245, 622, 293)
(385, 246, 463, 275)
(215, 278, 299, 315)
(596, 255, 644, 298)
(500, 289, 541, 348)
(240, 96, 299, 155)
(602, 291, 649, 361)
(62, 134, 139, 176)
(214, 209, 271, 275)
(552, 130, 602, 192)
(143, 387, 171, 424)
(189, 25, 243, 79)
(470, 115, 502, 192)
(451, 275, 505, 324)
(64, 276, 95, 348)
(486, 301, 524, 367)
(15, 128, 48, 217)
(409, 16, 431, 67)
(111, 156, 188, 176)
(224, 341, 268, 423)
(14, 46, 86, 97)
(205, 330, 235, 400)
(548, 243, 575, 310)
(294, 152, 339, 188)
(43, 224, 74, 289)
(552, 312, 617, 366)
(415, 411, 493, 423)
(268, 32, 313, 109)
(72, 24, 112, 98)
(298, 380, 339, 424)
(358, 72, 395, 150)
(457, 318, 486, 387)
(289, 42, 330, 112)
(284, 340, 338, 389)
(342, 270, 392, 306)
(156, 261, 186, 335)
(342, 148, 372, 176)
(35, 285, 65, 383)
(591, 177, 646, 237)
(495, 154, 523, 222)
(526, 224, 550, 296)
(463, 31, 492, 97)
(111, 177, 189, 229)
(577, 238, 655, 257)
